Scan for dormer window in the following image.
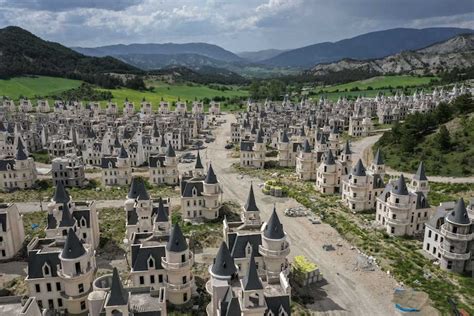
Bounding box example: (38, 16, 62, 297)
(80, 217, 87, 227)
(245, 243, 252, 257)
(192, 187, 197, 196)
(43, 263, 51, 276)
(148, 256, 155, 269)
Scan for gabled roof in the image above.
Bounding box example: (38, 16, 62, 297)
(392, 174, 409, 195)
(264, 208, 285, 239)
(373, 148, 384, 165)
(106, 268, 128, 307)
(128, 177, 150, 200)
(27, 249, 60, 279)
(229, 234, 262, 259)
(61, 228, 86, 259)
(242, 252, 263, 291)
(166, 141, 176, 157)
(211, 242, 237, 277)
(447, 198, 471, 225)
(413, 161, 428, 181)
(205, 163, 218, 184)
(352, 159, 366, 177)
(53, 181, 70, 204)
(195, 151, 204, 169)
(265, 295, 291, 316)
(245, 184, 259, 212)
(131, 244, 165, 271)
(166, 223, 188, 252)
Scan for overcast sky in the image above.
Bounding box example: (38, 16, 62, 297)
(0, 0, 472, 52)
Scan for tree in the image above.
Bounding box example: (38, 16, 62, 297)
(436, 125, 451, 151)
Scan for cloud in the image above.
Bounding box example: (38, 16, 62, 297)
(0, 0, 472, 50)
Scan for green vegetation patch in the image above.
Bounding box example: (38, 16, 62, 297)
(0, 76, 82, 99)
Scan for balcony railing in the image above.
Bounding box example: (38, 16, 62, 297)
(385, 217, 409, 225)
(258, 244, 290, 257)
(161, 253, 194, 270)
(438, 247, 471, 260)
(441, 224, 474, 241)
(57, 265, 94, 280)
(165, 275, 193, 292)
(386, 201, 409, 210)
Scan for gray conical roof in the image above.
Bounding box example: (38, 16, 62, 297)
(264, 207, 285, 239)
(16, 139, 28, 160)
(303, 139, 311, 153)
(154, 198, 169, 222)
(245, 184, 259, 212)
(447, 198, 471, 225)
(59, 203, 75, 227)
(166, 141, 176, 157)
(413, 161, 428, 181)
(61, 228, 85, 259)
(281, 130, 289, 143)
(153, 122, 160, 138)
(61, 228, 86, 259)
(127, 177, 150, 200)
(211, 242, 237, 277)
(160, 136, 167, 148)
(106, 268, 128, 306)
(343, 140, 352, 155)
(205, 163, 218, 184)
(242, 252, 263, 291)
(256, 129, 264, 143)
(119, 144, 128, 158)
(113, 135, 121, 148)
(373, 149, 384, 165)
(166, 223, 188, 252)
(324, 149, 335, 165)
(195, 151, 204, 169)
(393, 174, 409, 195)
(352, 159, 366, 176)
(53, 181, 70, 204)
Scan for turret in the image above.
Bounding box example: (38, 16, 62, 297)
(165, 141, 177, 166)
(411, 161, 429, 197)
(194, 151, 204, 177)
(371, 148, 385, 176)
(104, 268, 128, 315)
(240, 252, 266, 312)
(242, 184, 261, 226)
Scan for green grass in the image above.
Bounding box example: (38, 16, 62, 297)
(0, 76, 82, 99)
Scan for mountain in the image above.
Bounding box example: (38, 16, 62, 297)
(0, 26, 139, 80)
(72, 42, 243, 63)
(237, 49, 287, 62)
(148, 66, 248, 85)
(262, 27, 474, 68)
(305, 34, 474, 78)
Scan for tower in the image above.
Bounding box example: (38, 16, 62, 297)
(411, 161, 429, 197)
(58, 228, 96, 314)
(340, 139, 352, 166)
(104, 268, 128, 316)
(259, 208, 290, 283)
(153, 198, 170, 236)
(241, 184, 261, 226)
(253, 129, 266, 169)
(203, 163, 221, 219)
(240, 252, 266, 313)
(371, 148, 385, 176)
(277, 130, 290, 167)
(194, 151, 204, 177)
(163, 223, 193, 305)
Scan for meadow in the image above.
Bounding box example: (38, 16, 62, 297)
(0, 76, 82, 99)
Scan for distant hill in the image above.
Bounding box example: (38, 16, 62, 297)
(0, 26, 139, 82)
(305, 34, 474, 78)
(262, 27, 474, 68)
(237, 49, 287, 62)
(72, 42, 243, 63)
(148, 66, 248, 85)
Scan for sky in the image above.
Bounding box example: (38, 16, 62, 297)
(0, 0, 473, 52)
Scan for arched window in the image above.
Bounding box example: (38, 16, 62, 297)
(43, 263, 51, 276)
(147, 256, 155, 269)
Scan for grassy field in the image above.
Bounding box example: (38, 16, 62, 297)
(0, 76, 83, 99)
(311, 75, 438, 101)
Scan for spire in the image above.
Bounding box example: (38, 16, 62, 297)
(166, 141, 176, 157)
(53, 181, 70, 204)
(352, 159, 366, 176)
(264, 207, 285, 239)
(242, 252, 263, 291)
(324, 149, 335, 165)
(154, 198, 169, 222)
(59, 203, 75, 227)
(61, 228, 85, 259)
(166, 223, 188, 252)
(106, 268, 128, 307)
(256, 129, 264, 143)
(119, 144, 128, 158)
(211, 242, 236, 277)
(373, 148, 384, 165)
(195, 151, 204, 169)
(281, 130, 289, 143)
(113, 135, 121, 148)
(447, 198, 471, 225)
(413, 161, 428, 181)
(245, 184, 259, 212)
(153, 121, 160, 138)
(393, 174, 409, 195)
(15, 139, 28, 160)
(343, 139, 352, 155)
(127, 177, 150, 200)
(303, 139, 311, 153)
(205, 163, 218, 184)
(160, 136, 167, 148)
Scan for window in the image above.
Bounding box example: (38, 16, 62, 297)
(78, 283, 84, 293)
(58, 298, 63, 307)
(158, 274, 163, 283)
(183, 293, 188, 302)
(428, 230, 432, 238)
(47, 283, 52, 292)
(35, 284, 41, 293)
(56, 282, 61, 291)
(80, 301, 86, 310)
(447, 261, 452, 269)
(426, 243, 430, 251)
(391, 227, 395, 234)
(139, 276, 145, 285)
(148, 256, 155, 269)
(150, 275, 155, 284)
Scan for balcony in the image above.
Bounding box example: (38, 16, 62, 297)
(438, 247, 471, 260)
(57, 265, 95, 280)
(258, 244, 290, 258)
(205, 280, 213, 295)
(386, 201, 409, 210)
(161, 253, 194, 270)
(441, 224, 474, 241)
(165, 275, 193, 292)
(385, 217, 409, 226)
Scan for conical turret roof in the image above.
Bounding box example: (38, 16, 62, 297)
(352, 159, 366, 176)
(53, 181, 70, 204)
(166, 223, 188, 252)
(447, 198, 471, 225)
(242, 252, 263, 291)
(166, 141, 176, 157)
(413, 161, 428, 181)
(373, 149, 384, 165)
(106, 268, 128, 306)
(392, 174, 409, 195)
(195, 151, 204, 169)
(211, 242, 237, 277)
(61, 228, 85, 259)
(264, 207, 285, 239)
(127, 177, 150, 200)
(205, 163, 218, 184)
(245, 184, 259, 212)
